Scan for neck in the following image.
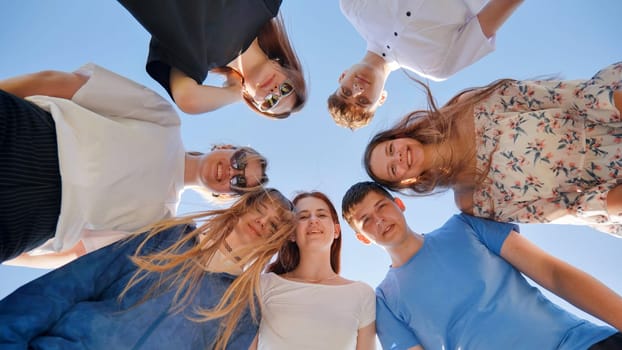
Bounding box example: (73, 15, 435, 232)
(183, 153, 200, 187)
(387, 229, 424, 268)
(363, 50, 392, 77)
(287, 249, 336, 282)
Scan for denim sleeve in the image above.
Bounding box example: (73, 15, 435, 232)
(0, 236, 139, 347)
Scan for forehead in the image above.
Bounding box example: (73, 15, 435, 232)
(269, 92, 296, 115)
(369, 141, 390, 179)
(295, 196, 329, 212)
(350, 191, 385, 221)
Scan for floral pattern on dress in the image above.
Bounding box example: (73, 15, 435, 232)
(473, 62, 622, 236)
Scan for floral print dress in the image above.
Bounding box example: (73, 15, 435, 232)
(473, 62, 622, 236)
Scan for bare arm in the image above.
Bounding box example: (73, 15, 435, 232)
(356, 322, 377, 350)
(477, 0, 524, 38)
(606, 184, 622, 217)
(3, 240, 87, 269)
(169, 67, 242, 114)
(0, 70, 88, 99)
(501, 230, 622, 331)
(247, 334, 258, 350)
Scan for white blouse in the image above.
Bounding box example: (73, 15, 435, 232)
(340, 0, 495, 81)
(258, 272, 376, 350)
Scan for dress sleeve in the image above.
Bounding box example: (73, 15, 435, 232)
(376, 289, 420, 350)
(0, 237, 137, 347)
(71, 63, 181, 126)
(459, 214, 518, 255)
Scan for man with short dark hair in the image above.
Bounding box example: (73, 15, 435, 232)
(342, 181, 622, 349)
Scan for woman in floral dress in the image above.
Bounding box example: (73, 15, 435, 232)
(363, 62, 622, 236)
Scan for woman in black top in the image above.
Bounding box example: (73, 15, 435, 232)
(119, 0, 307, 119)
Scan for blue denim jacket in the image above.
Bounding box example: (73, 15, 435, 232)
(0, 225, 257, 349)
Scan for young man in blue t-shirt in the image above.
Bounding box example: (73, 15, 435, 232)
(341, 181, 622, 350)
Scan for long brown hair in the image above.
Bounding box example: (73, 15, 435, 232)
(364, 77, 514, 196)
(267, 191, 342, 275)
(216, 13, 307, 119)
(120, 189, 295, 350)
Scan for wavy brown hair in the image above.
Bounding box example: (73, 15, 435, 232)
(363, 77, 514, 196)
(120, 189, 295, 350)
(267, 191, 342, 275)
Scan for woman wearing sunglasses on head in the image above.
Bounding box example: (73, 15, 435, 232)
(364, 61, 622, 236)
(250, 191, 376, 350)
(0, 63, 269, 268)
(117, 0, 307, 119)
(0, 189, 296, 350)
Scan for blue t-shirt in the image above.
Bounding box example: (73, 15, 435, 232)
(376, 214, 616, 350)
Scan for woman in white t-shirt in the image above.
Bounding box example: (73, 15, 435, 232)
(251, 191, 377, 350)
(0, 64, 269, 268)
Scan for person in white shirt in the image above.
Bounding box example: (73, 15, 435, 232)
(328, 0, 523, 129)
(250, 191, 376, 350)
(0, 64, 268, 268)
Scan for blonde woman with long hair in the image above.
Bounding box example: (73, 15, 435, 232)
(0, 189, 295, 350)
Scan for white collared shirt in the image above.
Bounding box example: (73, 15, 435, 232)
(340, 0, 495, 81)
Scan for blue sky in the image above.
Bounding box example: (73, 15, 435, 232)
(1, 0, 622, 327)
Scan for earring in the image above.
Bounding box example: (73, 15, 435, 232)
(401, 177, 419, 185)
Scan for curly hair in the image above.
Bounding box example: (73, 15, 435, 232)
(327, 92, 375, 130)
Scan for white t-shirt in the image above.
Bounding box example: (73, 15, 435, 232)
(27, 63, 185, 253)
(258, 272, 376, 350)
(340, 0, 495, 81)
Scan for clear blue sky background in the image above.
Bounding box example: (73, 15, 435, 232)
(1, 1, 621, 327)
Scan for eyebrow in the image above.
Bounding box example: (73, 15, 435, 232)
(355, 198, 383, 222)
(385, 143, 393, 179)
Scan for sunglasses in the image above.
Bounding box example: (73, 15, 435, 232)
(229, 149, 267, 193)
(258, 81, 295, 112)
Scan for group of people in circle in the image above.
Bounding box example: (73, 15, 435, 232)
(1, 0, 621, 349)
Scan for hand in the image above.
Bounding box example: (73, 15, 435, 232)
(214, 69, 243, 94)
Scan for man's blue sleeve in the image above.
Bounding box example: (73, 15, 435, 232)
(376, 289, 420, 350)
(459, 213, 519, 255)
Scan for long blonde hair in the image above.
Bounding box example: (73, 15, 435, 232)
(120, 189, 296, 350)
(364, 77, 514, 196)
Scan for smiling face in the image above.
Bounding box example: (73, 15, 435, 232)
(243, 60, 297, 116)
(233, 201, 283, 246)
(349, 191, 407, 248)
(294, 196, 340, 251)
(336, 62, 387, 113)
(199, 148, 266, 194)
(368, 138, 425, 185)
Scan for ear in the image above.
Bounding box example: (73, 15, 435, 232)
(394, 197, 406, 211)
(338, 71, 346, 83)
(377, 90, 388, 106)
(334, 223, 341, 239)
(355, 232, 372, 245)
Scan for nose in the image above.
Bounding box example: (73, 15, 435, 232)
(352, 82, 364, 96)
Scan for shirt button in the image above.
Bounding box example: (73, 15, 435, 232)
(406, 11, 411, 16)
(386, 45, 390, 49)
(394, 32, 398, 36)
(382, 53, 386, 57)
